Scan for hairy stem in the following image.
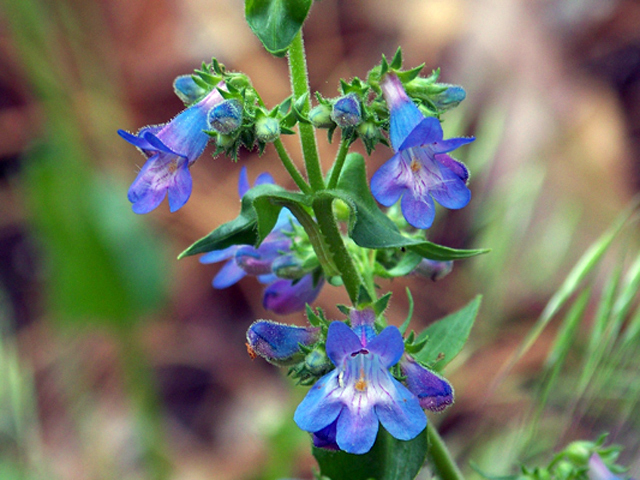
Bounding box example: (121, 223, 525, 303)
(287, 32, 325, 192)
(427, 423, 465, 480)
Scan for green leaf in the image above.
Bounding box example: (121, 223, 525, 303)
(332, 153, 489, 261)
(312, 427, 428, 480)
(178, 184, 309, 258)
(245, 0, 312, 56)
(414, 295, 482, 370)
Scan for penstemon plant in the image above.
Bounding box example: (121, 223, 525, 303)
(115, 2, 562, 480)
(118, 3, 485, 479)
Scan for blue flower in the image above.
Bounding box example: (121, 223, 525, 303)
(200, 168, 324, 314)
(263, 275, 325, 315)
(399, 354, 453, 412)
(370, 74, 474, 229)
(119, 84, 225, 214)
(199, 167, 280, 288)
(294, 309, 426, 454)
(246, 320, 320, 366)
(331, 94, 362, 128)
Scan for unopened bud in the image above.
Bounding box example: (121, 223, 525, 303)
(209, 99, 243, 134)
(246, 320, 320, 366)
(331, 94, 361, 128)
(173, 75, 207, 104)
(255, 116, 280, 143)
(309, 104, 335, 128)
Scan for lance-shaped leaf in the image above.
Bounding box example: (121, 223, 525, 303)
(413, 295, 482, 370)
(245, 0, 312, 56)
(331, 153, 489, 261)
(178, 184, 309, 258)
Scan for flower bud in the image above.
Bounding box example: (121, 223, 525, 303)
(399, 355, 454, 412)
(432, 85, 466, 109)
(413, 259, 453, 281)
(331, 94, 362, 128)
(357, 121, 378, 142)
(209, 99, 243, 134)
(304, 348, 332, 376)
(564, 441, 594, 466)
(255, 117, 280, 143)
(173, 74, 207, 104)
(246, 320, 320, 366)
(309, 104, 335, 129)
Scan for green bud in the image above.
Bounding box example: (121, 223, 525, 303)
(309, 104, 335, 128)
(564, 441, 594, 466)
(255, 116, 280, 143)
(304, 348, 332, 376)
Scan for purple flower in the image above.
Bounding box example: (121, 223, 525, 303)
(399, 355, 453, 412)
(589, 454, 622, 480)
(263, 275, 324, 315)
(119, 84, 225, 214)
(246, 320, 320, 365)
(199, 167, 280, 288)
(294, 309, 426, 454)
(200, 168, 324, 314)
(370, 74, 474, 229)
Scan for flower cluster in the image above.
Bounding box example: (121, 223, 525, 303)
(199, 168, 324, 315)
(247, 309, 453, 454)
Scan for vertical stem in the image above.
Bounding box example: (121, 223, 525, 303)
(313, 195, 363, 304)
(327, 134, 351, 189)
(287, 31, 325, 192)
(427, 423, 465, 480)
(272, 138, 312, 194)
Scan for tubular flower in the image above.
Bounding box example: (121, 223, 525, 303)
(370, 73, 474, 229)
(294, 310, 426, 454)
(199, 167, 282, 288)
(200, 168, 324, 314)
(246, 320, 320, 366)
(119, 84, 225, 214)
(399, 354, 453, 412)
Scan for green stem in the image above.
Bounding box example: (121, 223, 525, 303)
(288, 31, 325, 192)
(313, 195, 363, 304)
(426, 423, 465, 480)
(327, 134, 351, 189)
(273, 138, 312, 194)
(283, 202, 339, 277)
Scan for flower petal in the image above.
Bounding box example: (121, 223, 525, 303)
(167, 162, 193, 212)
(238, 166, 250, 197)
(400, 190, 436, 229)
(325, 321, 363, 366)
(366, 326, 404, 368)
(212, 260, 247, 289)
(428, 166, 471, 210)
(294, 370, 344, 432)
(335, 403, 379, 454)
(199, 245, 238, 264)
(433, 136, 474, 154)
(434, 153, 469, 182)
(370, 153, 407, 207)
(143, 131, 184, 157)
(398, 116, 443, 151)
(118, 129, 155, 150)
(374, 378, 426, 441)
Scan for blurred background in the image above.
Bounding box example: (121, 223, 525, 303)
(0, 0, 639, 479)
